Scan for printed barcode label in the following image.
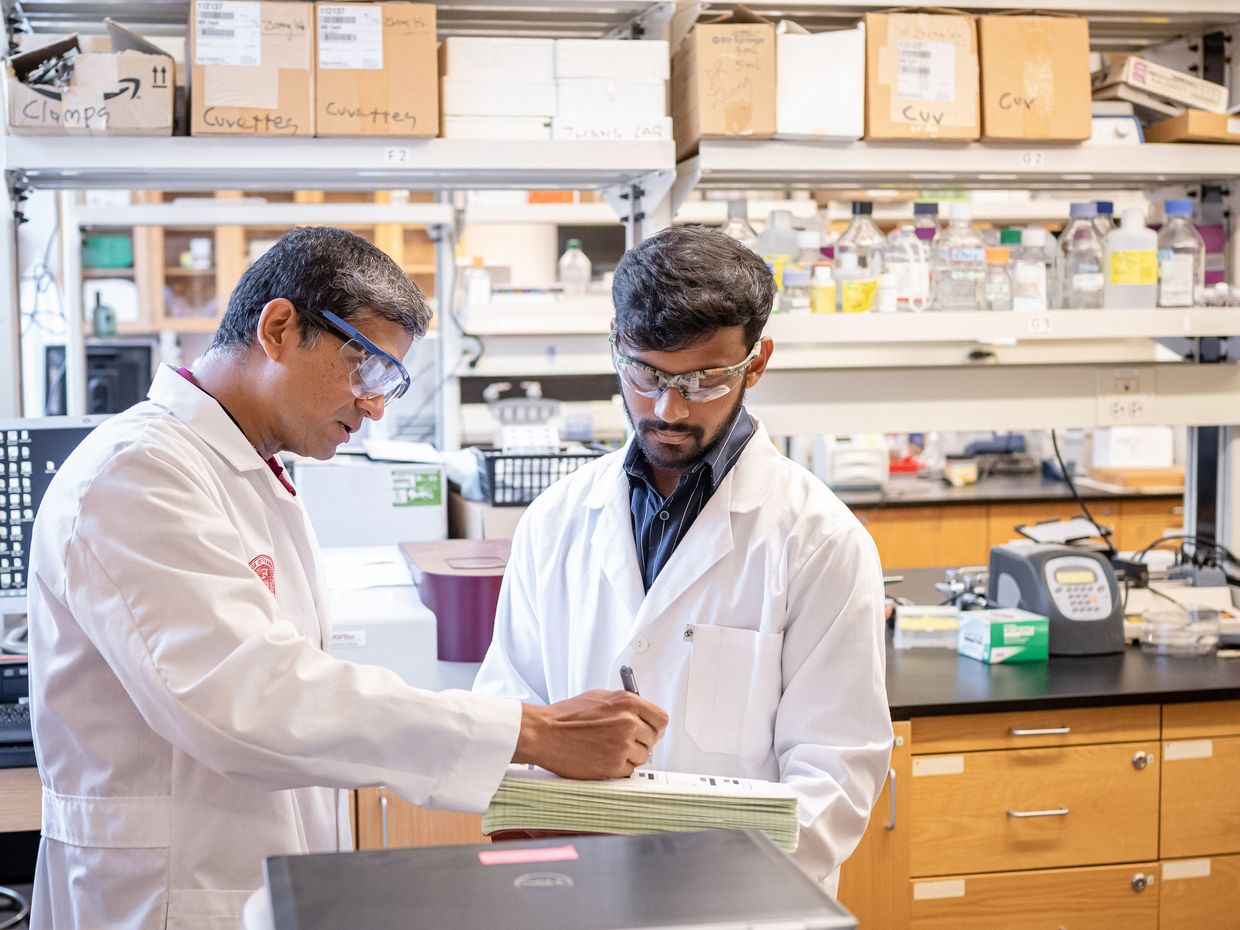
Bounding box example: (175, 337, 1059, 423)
(195, 0, 261, 67)
(318, 4, 382, 69)
(897, 40, 956, 102)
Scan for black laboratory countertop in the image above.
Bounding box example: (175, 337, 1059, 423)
(883, 570, 1240, 719)
(837, 474, 1178, 509)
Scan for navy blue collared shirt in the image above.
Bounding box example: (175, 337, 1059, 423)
(624, 409, 756, 591)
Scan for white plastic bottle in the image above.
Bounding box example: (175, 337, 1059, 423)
(810, 264, 836, 314)
(836, 201, 886, 279)
(462, 255, 492, 308)
(983, 247, 1013, 311)
(933, 203, 985, 310)
(780, 268, 812, 313)
(1105, 208, 1158, 309)
(1158, 199, 1205, 308)
(1059, 203, 1104, 310)
(876, 273, 898, 313)
(558, 239, 592, 296)
(834, 252, 876, 313)
(721, 200, 759, 252)
(885, 225, 931, 311)
(1015, 227, 1055, 311)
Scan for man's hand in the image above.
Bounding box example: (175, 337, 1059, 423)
(513, 690, 670, 780)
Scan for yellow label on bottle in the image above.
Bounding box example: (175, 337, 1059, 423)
(842, 279, 876, 313)
(1109, 250, 1157, 286)
(811, 284, 837, 314)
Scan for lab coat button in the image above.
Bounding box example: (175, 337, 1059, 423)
(633, 636, 649, 653)
(658, 511, 669, 521)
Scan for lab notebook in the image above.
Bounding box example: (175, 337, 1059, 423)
(264, 829, 856, 930)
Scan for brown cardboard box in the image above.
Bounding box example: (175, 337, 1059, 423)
(1145, 109, 1240, 144)
(6, 24, 174, 135)
(864, 10, 980, 141)
(671, 5, 775, 161)
(1097, 55, 1229, 114)
(979, 14, 1091, 141)
(315, 2, 436, 137)
(190, 0, 314, 136)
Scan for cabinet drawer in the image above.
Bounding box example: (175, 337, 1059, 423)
(355, 787, 487, 851)
(910, 742, 1159, 876)
(987, 502, 1085, 550)
(910, 862, 1159, 929)
(1161, 736, 1240, 858)
(913, 704, 1160, 753)
(852, 505, 988, 569)
(1160, 855, 1240, 930)
(1163, 700, 1240, 739)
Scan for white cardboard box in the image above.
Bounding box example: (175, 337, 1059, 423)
(295, 460, 447, 547)
(1092, 426, 1175, 470)
(440, 37, 555, 81)
(442, 116, 552, 139)
(551, 115, 672, 141)
(776, 21, 864, 140)
(441, 79, 558, 117)
(554, 39, 669, 80)
(556, 79, 666, 118)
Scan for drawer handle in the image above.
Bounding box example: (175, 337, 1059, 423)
(1008, 726, 1071, 737)
(1007, 807, 1070, 818)
(380, 793, 390, 850)
(884, 769, 897, 831)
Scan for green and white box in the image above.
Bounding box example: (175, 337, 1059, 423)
(957, 608, 1049, 664)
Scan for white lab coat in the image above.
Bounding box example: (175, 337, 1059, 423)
(474, 420, 893, 891)
(28, 365, 521, 930)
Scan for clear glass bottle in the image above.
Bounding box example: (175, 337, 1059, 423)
(1059, 203, 1104, 310)
(721, 199, 759, 251)
(1092, 200, 1115, 240)
(885, 225, 931, 311)
(933, 203, 985, 310)
(834, 252, 876, 313)
(558, 239, 592, 296)
(1158, 198, 1206, 309)
(983, 247, 1013, 311)
(1104, 208, 1158, 309)
(796, 229, 823, 270)
(780, 268, 812, 313)
(756, 209, 799, 289)
(913, 201, 941, 239)
(810, 264, 836, 314)
(836, 201, 886, 279)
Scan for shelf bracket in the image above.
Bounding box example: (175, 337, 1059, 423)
(604, 169, 674, 249)
(602, 1, 678, 42)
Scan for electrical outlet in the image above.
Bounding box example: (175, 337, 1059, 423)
(1096, 367, 1155, 425)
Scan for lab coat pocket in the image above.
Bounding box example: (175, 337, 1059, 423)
(683, 624, 784, 758)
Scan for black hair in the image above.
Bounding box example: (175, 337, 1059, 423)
(208, 226, 430, 354)
(610, 225, 775, 351)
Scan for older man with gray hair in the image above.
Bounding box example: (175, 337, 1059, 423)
(27, 227, 667, 930)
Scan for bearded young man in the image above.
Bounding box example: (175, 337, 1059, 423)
(474, 225, 892, 895)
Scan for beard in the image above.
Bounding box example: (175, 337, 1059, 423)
(621, 381, 747, 472)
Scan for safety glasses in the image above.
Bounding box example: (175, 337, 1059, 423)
(609, 331, 760, 404)
(317, 310, 410, 403)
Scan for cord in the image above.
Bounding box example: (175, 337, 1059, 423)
(1050, 428, 1115, 555)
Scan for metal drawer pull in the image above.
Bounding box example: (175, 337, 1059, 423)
(380, 793, 390, 849)
(1009, 726, 1071, 736)
(1007, 807, 1070, 818)
(1131, 872, 1154, 892)
(884, 769, 897, 831)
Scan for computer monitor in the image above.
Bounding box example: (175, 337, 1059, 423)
(44, 340, 156, 416)
(0, 416, 108, 616)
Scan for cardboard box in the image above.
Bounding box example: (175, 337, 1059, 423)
(671, 5, 776, 160)
(314, 2, 436, 137)
(864, 10, 980, 141)
(449, 491, 525, 540)
(296, 460, 446, 547)
(441, 116, 551, 140)
(1097, 56, 1228, 115)
(776, 21, 864, 140)
(551, 115, 672, 141)
(979, 14, 1091, 141)
(440, 79, 557, 117)
(190, 0, 314, 136)
(556, 79, 666, 119)
(554, 39, 669, 80)
(6, 23, 174, 135)
(440, 37, 555, 81)
(1145, 109, 1240, 144)
(958, 608, 1049, 664)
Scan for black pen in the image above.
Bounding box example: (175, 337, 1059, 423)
(619, 665, 640, 696)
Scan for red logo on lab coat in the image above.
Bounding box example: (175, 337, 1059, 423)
(249, 555, 276, 595)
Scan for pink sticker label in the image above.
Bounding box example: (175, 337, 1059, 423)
(478, 845, 579, 866)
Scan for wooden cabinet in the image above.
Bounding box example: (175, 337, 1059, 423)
(1161, 700, 1240, 860)
(838, 721, 911, 929)
(1116, 499, 1183, 552)
(0, 767, 41, 832)
(910, 862, 1159, 929)
(986, 501, 1088, 550)
(912, 704, 1159, 754)
(852, 505, 988, 569)
(355, 787, 488, 851)
(1160, 854, 1240, 930)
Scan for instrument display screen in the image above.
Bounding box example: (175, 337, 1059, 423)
(1054, 568, 1097, 585)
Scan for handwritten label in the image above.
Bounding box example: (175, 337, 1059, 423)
(195, 1, 261, 67)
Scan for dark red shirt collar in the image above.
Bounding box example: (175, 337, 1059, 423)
(175, 367, 296, 496)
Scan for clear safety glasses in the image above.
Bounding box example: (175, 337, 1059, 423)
(317, 310, 410, 403)
(609, 331, 760, 404)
